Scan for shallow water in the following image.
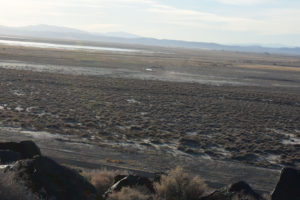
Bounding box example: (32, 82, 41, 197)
(0, 39, 142, 53)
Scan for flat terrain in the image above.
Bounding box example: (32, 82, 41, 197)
(0, 40, 299, 192)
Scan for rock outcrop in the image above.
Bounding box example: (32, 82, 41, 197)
(4, 156, 101, 200)
(0, 150, 21, 164)
(201, 181, 263, 200)
(271, 167, 300, 200)
(0, 141, 41, 160)
(0, 141, 102, 200)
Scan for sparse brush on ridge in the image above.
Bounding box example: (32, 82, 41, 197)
(154, 167, 207, 200)
(262, 193, 271, 200)
(82, 167, 207, 200)
(81, 169, 127, 195)
(107, 187, 152, 200)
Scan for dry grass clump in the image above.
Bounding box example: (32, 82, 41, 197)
(262, 193, 271, 200)
(82, 167, 207, 200)
(81, 169, 126, 195)
(155, 167, 207, 200)
(0, 171, 40, 200)
(107, 187, 152, 200)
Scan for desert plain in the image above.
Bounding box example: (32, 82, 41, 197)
(0, 38, 299, 192)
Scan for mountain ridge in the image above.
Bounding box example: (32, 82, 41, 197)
(0, 24, 300, 55)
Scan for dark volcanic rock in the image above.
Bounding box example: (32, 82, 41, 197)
(271, 167, 300, 200)
(3, 156, 102, 200)
(104, 175, 155, 198)
(229, 181, 261, 199)
(201, 181, 262, 200)
(113, 175, 127, 184)
(0, 150, 21, 164)
(0, 141, 41, 159)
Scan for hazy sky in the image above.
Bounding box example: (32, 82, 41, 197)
(1, 0, 300, 46)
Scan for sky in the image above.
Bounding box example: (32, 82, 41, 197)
(0, 0, 300, 46)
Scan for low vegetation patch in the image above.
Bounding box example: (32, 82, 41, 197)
(107, 187, 152, 200)
(82, 167, 207, 200)
(82, 169, 127, 195)
(155, 167, 207, 200)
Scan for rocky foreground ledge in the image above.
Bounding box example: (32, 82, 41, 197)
(0, 141, 299, 200)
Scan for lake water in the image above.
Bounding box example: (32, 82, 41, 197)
(0, 39, 141, 53)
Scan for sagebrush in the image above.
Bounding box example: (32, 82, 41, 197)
(155, 167, 207, 200)
(107, 187, 152, 200)
(82, 169, 127, 195)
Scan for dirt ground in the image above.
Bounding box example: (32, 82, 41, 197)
(0, 41, 299, 191)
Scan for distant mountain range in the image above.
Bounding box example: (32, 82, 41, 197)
(0, 24, 300, 55)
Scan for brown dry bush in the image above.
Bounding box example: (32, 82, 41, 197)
(107, 187, 152, 200)
(82, 169, 127, 195)
(262, 193, 271, 200)
(155, 167, 207, 200)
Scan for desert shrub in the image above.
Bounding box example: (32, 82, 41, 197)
(82, 169, 126, 195)
(262, 193, 271, 200)
(107, 187, 152, 200)
(155, 167, 207, 200)
(0, 171, 41, 200)
(232, 195, 262, 200)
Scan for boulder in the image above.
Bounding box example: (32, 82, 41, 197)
(201, 181, 262, 200)
(113, 175, 127, 184)
(104, 175, 155, 198)
(3, 156, 102, 200)
(271, 167, 300, 200)
(153, 172, 166, 183)
(229, 181, 262, 199)
(0, 150, 21, 164)
(0, 141, 41, 159)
